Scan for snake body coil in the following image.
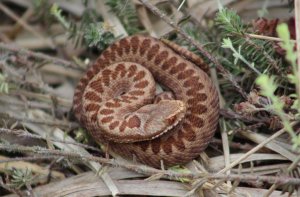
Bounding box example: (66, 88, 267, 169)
(73, 36, 219, 168)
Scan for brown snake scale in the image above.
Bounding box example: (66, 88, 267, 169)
(73, 35, 219, 168)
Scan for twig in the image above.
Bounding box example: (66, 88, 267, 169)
(0, 42, 82, 71)
(217, 122, 297, 174)
(0, 155, 61, 163)
(248, 33, 297, 43)
(264, 154, 300, 197)
(0, 113, 78, 129)
(220, 108, 269, 124)
(0, 143, 111, 166)
(0, 96, 60, 111)
(1, 143, 300, 186)
(0, 128, 102, 153)
(263, 183, 279, 197)
(139, 0, 247, 99)
(0, 177, 23, 196)
(9, 8, 34, 39)
(205, 174, 300, 186)
(0, 3, 54, 49)
(220, 121, 231, 186)
(211, 138, 254, 151)
(12, 90, 72, 108)
(25, 182, 36, 197)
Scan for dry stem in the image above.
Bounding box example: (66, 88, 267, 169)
(248, 33, 297, 43)
(0, 128, 101, 153)
(0, 113, 78, 129)
(0, 3, 53, 49)
(0, 143, 300, 186)
(218, 122, 297, 174)
(0, 42, 81, 71)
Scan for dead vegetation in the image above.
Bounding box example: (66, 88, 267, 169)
(0, 0, 299, 196)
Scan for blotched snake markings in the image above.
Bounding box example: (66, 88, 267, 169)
(73, 36, 219, 168)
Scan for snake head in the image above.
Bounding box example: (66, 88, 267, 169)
(98, 100, 186, 143)
(134, 100, 187, 141)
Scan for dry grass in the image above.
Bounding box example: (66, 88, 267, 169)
(0, 0, 299, 197)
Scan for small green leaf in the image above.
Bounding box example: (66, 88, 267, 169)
(276, 23, 290, 42)
(233, 55, 238, 65)
(276, 23, 297, 64)
(50, 3, 70, 29)
(0, 73, 9, 94)
(256, 74, 277, 97)
(168, 165, 191, 183)
(289, 93, 298, 98)
(291, 99, 298, 110)
(292, 135, 300, 150)
(221, 38, 233, 49)
(287, 74, 297, 84)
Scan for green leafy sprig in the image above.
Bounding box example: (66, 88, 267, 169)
(215, 8, 281, 75)
(50, 3, 115, 50)
(256, 23, 300, 150)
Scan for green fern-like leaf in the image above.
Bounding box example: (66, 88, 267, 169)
(215, 8, 245, 35)
(215, 8, 282, 75)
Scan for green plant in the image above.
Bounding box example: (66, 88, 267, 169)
(215, 8, 281, 75)
(256, 75, 297, 142)
(50, 4, 70, 29)
(277, 23, 299, 110)
(0, 73, 9, 94)
(9, 168, 34, 189)
(74, 128, 89, 144)
(50, 3, 116, 50)
(255, 23, 300, 149)
(83, 23, 115, 50)
(222, 38, 261, 75)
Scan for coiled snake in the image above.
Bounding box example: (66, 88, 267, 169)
(73, 36, 219, 168)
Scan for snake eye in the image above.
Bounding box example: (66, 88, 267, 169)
(165, 115, 176, 125)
